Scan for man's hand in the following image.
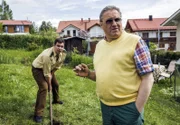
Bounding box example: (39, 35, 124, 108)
(48, 84, 52, 92)
(45, 75, 52, 92)
(73, 63, 89, 77)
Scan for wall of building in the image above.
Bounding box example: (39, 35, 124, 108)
(24, 26, 29, 33)
(60, 25, 79, 37)
(138, 30, 176, 38)
(136, 30, 176, 50)
(6, 25, 29, 33)
(8, 26, 14, 33)
(162, 32, 169, 37)
(149, 31, 156, 38)
(89, 25, 104, 37)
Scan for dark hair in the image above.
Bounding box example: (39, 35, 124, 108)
(99, 5, 121, 22)
(54, 37, 65, 45)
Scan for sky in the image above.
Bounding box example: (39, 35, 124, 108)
(3, 0, 180, 28)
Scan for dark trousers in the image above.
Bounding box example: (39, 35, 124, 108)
(101, 101, 144, 125)
(32, 66, 60, 116)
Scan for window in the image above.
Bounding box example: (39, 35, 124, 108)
(142, 33, 149, 39)
(73, 30, 76, 36)
(170, 32, 176, 36)
(14, 25, 24, 33)
(3, 26, 8, 33)
(67, 30, 70, 36)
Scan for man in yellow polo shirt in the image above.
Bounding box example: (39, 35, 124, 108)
(32, 37, 66, 123)
(74, 5, 154, 125)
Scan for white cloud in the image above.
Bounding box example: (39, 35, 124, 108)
(56, 3, 79, 10)
(121, 0, 180, 27)
(36, 18, 62, 28)
(86, 0, 102, 3)
(8, 0, 38, 6)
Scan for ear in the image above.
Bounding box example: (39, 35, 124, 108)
(100, 22, 103, 27)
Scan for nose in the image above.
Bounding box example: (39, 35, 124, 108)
(112, 20, 117, 25)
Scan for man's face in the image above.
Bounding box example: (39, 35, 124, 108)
(54, 42, 64, 54)
(100, 9, 122, 41)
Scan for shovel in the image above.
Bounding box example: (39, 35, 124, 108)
(49, 89, 53, 125)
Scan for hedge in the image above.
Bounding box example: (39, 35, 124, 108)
(0, 34, 55, 50)
(150, 50, 180, 67)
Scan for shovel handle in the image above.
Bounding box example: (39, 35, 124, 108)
(49, 91, 53, 125)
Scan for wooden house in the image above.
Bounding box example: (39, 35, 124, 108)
(0, 20, 32, 35)
(64, 36, 86, 54)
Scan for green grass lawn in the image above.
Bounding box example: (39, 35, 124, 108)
(0, 64, 180, 125)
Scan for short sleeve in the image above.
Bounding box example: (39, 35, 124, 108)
(134, 39, 154, 75)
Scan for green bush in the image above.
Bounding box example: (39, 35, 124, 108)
(0, 35, 54, 49)
(20, 48, 43, 66)
(69, 53, 93, 69)
(149, 42, 157, 51)
(0, 49, 43, 66)
(150, 50, 180, 66)
(64, 52, 72, 64)
(27, 42, 40, 51)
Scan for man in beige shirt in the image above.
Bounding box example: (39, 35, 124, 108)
(32, 37, 66, 123)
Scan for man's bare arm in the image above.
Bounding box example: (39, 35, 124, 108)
(136, 72, 154, 113)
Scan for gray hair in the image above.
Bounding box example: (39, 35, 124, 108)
(99, 5, 122, 22)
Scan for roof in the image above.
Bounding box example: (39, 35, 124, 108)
(161, 8, 180, 26)
(125, 18, 176, 32)
(56, 19, 100, 33)
(0, 20, 32, 25)
(63, 36, 86, 40)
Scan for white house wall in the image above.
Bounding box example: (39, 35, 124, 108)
(60, 25, 79, 37)
(89, 25, 104, 37)
(136, 30, 176, 38)
(137, 32, 142, 37)
(148, 31, 156, 38)
(137, 31, 156, 38)
(162, 32, 169, 37)
(162, 30, 176, 37)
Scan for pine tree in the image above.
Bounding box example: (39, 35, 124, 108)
(0, 0, 13, 20)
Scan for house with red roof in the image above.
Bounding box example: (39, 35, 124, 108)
(0, 20, 32, 35)
(161, 9, 180, 52)
(57, 18, 104, 54)
(125, 15, 177, 50)
(56, 18, 104, 39)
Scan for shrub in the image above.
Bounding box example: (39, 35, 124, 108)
(150, 50, 180, 65)
(27, 42, 40, 51)
(69, 53, 93, 69)
(0, 35, 54, 49)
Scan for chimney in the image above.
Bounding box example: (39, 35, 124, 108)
(88, 18, 90, 22)
(81, 18, 83, 24)
(149, 15, 153, 21)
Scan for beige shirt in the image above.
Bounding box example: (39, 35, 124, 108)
(32, 47, 66, 77)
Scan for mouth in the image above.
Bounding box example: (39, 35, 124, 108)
(111, 28, 119, 33)
(112, 27, 118, 31)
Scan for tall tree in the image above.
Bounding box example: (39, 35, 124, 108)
(39, 21, 55, 32)
(0, 0, 13, 20)
(0, 23, 3, 33)
(29, 22, 38, 34)
(39, 21, 58, 38)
